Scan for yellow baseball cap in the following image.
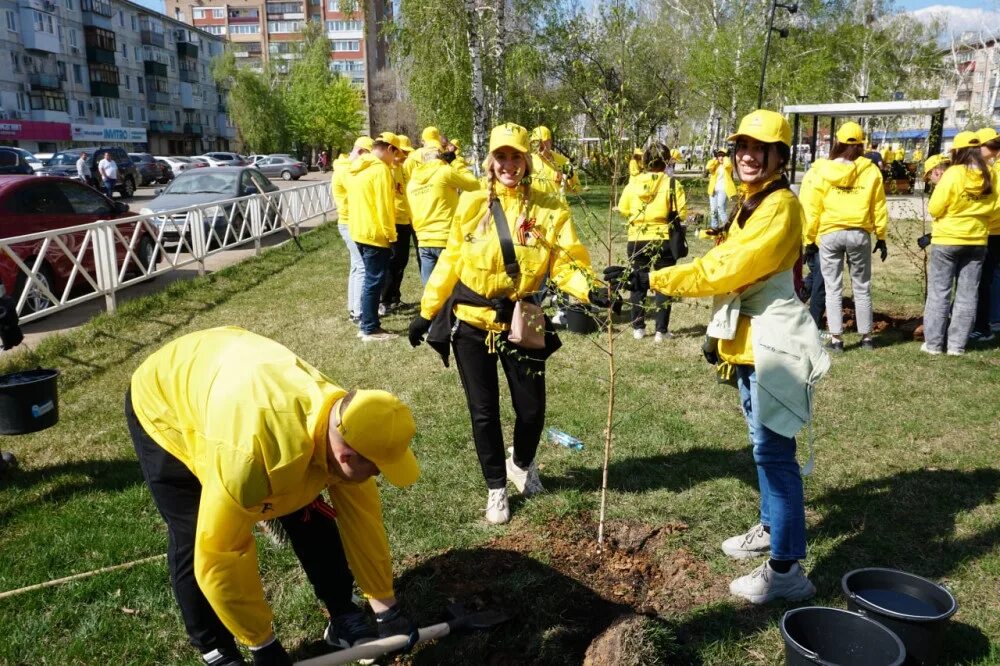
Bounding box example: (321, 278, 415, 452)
(633, 148, 643, 157)
(728, 109, 792, 147)
(530, 126, 552, 143)
(976, 127, 1000, 144)
(923, 154, 950, 177)
(489, 122, 530, 154)
(836, 121, 865, 145)
(375, 132, 401, 149)
(952, 131, 981, 150)
(353, 136, 374, 151)
(397, 135, 414, 152)
(421, 126, 442, 147)
(450, 138, 461, 150)
(336, 390, 419, 488)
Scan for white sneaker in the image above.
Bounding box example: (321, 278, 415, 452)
(729, 561, 816, 604)
(506, 454, 545, 496)
(632, 328, 645, 340)
(360, 329, 398, 342)
(551, 310, 565, 326)
(920, 342, 942, 356)
(378, 304, 387, 316)
(946, 349, 964, 356)
(654, 331, 674, 343)
(721, 523, 771, 559)
(485, 488, 510, 524)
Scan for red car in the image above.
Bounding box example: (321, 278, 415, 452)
(0, 176, 156, 314)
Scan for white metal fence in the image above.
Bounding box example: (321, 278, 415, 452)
(0, 181, 334, 324)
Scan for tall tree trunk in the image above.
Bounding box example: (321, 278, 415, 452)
(491, 0, 506, 124)
(466, 0, 488, 172)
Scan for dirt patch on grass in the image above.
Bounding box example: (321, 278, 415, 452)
(841, 297, 923, 340)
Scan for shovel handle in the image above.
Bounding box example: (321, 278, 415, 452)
(294, 622, 451, 666)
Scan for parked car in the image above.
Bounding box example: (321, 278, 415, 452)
(34, 152, 54, 167)
(154, 159, 175, 184)
(128, 153, 164, 186)
(0, 148, 34, 175)
(139, 167, 280, 246)
(0, 175, 155, 313)
(255, 156, 308, 181)
(39, 147, 140, 199)
(7, 148, 44, 173)
(156, 156, 196, 177)
(189, 156, 211, 168)
(193, 152, 247, 167)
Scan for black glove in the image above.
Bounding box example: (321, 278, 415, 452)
(408, 315, 431, 348)
(588, 285, 613, 309)
(602, 265, 626, 289)
(917, 233, 932, 250)
(702, 336, 719, 365)
(0, 296, 23, 351)
(250, 638, 292, 666)
(803, 243, 819, 260)
(873, 239, 888, 262)
(376, 605, 419, 652)
(603, 265, 649, 293)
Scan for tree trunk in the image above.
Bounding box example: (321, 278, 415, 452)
(466, 0, 488, 173)
(491, 0, 506, 124)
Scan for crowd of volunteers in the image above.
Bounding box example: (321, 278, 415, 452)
(123, 111, 998, 666)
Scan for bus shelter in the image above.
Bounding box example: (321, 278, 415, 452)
(781, 100, 951, 185)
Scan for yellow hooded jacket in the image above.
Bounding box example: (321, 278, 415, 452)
(531, 151, 581, 198)
(391, 164, 411, 226)
(706, 157, 737, 198)
(407, 158, 481, 248)
(628, 157, 642, 181)
(618, 172, 688, 241)
(992, 163, 1000, 235)
(130, 327, 394, 647)
(927, 165, 994, 245)
(347, 154, 396, 248)
(799, 157, 888, 244)
(330, 155, 352, 225)
(649, 182, 803, 365)
(420, 184, 595, 331)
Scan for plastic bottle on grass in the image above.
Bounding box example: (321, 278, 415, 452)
(546, 427, 583, 451)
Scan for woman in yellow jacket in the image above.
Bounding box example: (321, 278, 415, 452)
(706, 148, 737, 229)
(921, 131, 996, 355)
(408, 123, 607, 525)
(971, 127, 1000, 341)
(610, 110, 828, 604)
(799, 121, 889, 352)
(628, 148, 643, 182)
(529, 125, 581, 201)
(617, 142, 687, 341)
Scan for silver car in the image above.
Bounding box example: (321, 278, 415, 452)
(255, 156, 308, 181)
(193, 152, 248, 167)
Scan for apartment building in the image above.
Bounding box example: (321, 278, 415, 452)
(940, 36, 1000, 131)
(0, 0, 234, 155)
(163, 0, 389, 125)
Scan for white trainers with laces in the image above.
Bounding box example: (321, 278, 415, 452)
(506, 453, 545, 496)
(920, 342, 942, 356)
(721, 523, 771, 559)
(729, 560, 816, 604)
(632, 328, 645, 340)
(485, 488, 510, 524)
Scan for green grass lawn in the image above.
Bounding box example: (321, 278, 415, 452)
(1, 184, 998, 665)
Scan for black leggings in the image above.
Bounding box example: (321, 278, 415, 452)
(627, 240, 675, 333)
(381, 224, 413, 306)
(126, 390, 356, 654)
(451, 322, 546, 490)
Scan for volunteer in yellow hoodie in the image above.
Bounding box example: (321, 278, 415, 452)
(380, 134, 415, 312)
(407, 144, 480, 284)
(404, 126, 444, 181)
(446, 138, 471, 174)
(971, 127, 1000, 341)
(628, 148, 643, 182)
(706, 148, 737, 229)
(608, 110, 829, 605)
(799, 121, 888, 352)
(348, 133, 399, 341)
(921, 131, 995, 355)
(529, 125, 581, 201)
(332, 137, 372, 322)
(127, 326, 419, 666)
(617, 142, 687, 341)
(407, 122, 609, 525)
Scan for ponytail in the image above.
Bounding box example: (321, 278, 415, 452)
(951, 147, 994, 197)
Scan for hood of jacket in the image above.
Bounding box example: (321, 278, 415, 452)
(348, 153, 385, 176)
(411, 158, 446, 186)
(812, 156, 875, 188)
(633, 172, 668, 203)
(957, 165, 989, 195)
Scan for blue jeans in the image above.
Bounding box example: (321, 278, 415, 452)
(736, 365, 806, 561)
(357, 243, 391, 334)
(103, 178, 116, 199)
(710, 189, 729, 229)
(338, 224, 364, 318)
(803, 251, 826, 329)
(418, 246, 444, 285)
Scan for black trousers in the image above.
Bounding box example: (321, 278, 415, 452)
(803, 251, 826, 329)
(973, 234, 999, 334)
(381, 224, 413, 306)
(627, 240, 675, 333)
(125, 390, 356, 654)
(451, 322, 546, 490)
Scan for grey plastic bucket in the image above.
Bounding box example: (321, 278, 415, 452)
(781, 606, 906, 666)
(843, 568, 958, 665)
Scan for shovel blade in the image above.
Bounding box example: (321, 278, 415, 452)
(446, 603, 510, 631)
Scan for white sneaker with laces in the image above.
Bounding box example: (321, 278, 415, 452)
(729, 561, 816, 604)
(632, 328, 645, 340)
(721, 523, 771, 559)
(485, 488, 510, 524)
(920, 342, 942, 356)
(506, 454, 544, 496)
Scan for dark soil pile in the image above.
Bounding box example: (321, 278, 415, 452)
(841, 297, 923, 340)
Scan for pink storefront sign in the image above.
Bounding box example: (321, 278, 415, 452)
(0, 120, 72, 141)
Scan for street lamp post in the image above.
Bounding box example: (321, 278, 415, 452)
(757, 0, 798, 108)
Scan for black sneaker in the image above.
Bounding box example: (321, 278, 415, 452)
(826, 339, 845, 353)
(325, 609, 377, 649)
(202, 647, 247, 666)
(860, 337, 875, 350)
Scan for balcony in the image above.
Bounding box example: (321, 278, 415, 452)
(20, 26, 61, 55)
(140, 30, 166, 48)
(29, 73, 62, 91)
(149, 120, 174, 133)
(81, 0, 113, 16)
(144, 60, 168, 77)
(177, 41, 199, 59)
(147, 90, 171, 105)
(228, 14, 260, 23)
(85, 45, 115, 65)
(179, 68, 198, 83)
(183, 123, 203, 136)
(89, 81, 119, 98)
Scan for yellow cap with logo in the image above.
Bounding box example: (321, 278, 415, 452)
(397, 135, 414, 152)
(451, 138, 461, 150)
(530, 126, 552, 143)
(728, 109, 792, 147)
(337, 390, 419, 488)
(976, 127, 1000, 144)
(836, 121, 865, 145)
(421, 126, 442, 147)
(353, 136, 374, 151)
(952, 131, 981, 150)
(923, 154, 950, 177)
(489, 122, 530, 154)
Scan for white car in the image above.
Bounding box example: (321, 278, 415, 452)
(157, 156, 196, 176)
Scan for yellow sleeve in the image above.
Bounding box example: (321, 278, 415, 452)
(617, 184, 633, 219)
(629, 160, 642, 177)
(448, 165, 481, 192)
(548, 208, 595, 301)
(375, 167, 397, 242)
(798, 171, 824, 245)
(419, 197, 474, 319)
(871, 175, 888, 240)
(326, 478, 394, 599)
(927, 170, 953, 219)
(673, 179, 687, 220)
(649, 194, 797, 298)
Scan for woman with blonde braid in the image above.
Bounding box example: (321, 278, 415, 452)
(408, 123, 609, 524)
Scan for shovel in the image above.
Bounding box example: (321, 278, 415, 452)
(294, 603, 509, 666)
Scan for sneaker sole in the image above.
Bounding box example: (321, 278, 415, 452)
(721, 545, 770, 560)
(731, 579, 816, 604)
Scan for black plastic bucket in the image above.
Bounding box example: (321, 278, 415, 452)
(0, 368, 60, 435)
(781, 607, 905, 666)
(564, 305, 598, 334)
(842, 568, 957, 666)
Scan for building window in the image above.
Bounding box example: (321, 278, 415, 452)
(89, 64, 120, 84)
(73, 63, 82, 83)
(330, 39, 360, 51)
(69, 27, 77, 46)
(229, 24, 260, 34)
(267, 20, 303, 33)
(16, 92, 27, 111)
(205, 25, 224, 34)
(57, 61, 66, 81)
(30, 91, 69, 113)
(131, 14, 137, 30)
(124, 74, 131, 90)
(122, 42, 128, 59)
(10, 52, 19, 73)
(325, 19, 362, 32)
(169, 55, 176, 70)
(127, 105, 134, 121)
(137, 76, 144, 93)
(135, 46, 141, 60)
(5, 10, 15, 31)
(174, 110, 181, 123)
(212, 8, 224, 17)
(77, 100, 85, 117)
(193, 8, 205, 18)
